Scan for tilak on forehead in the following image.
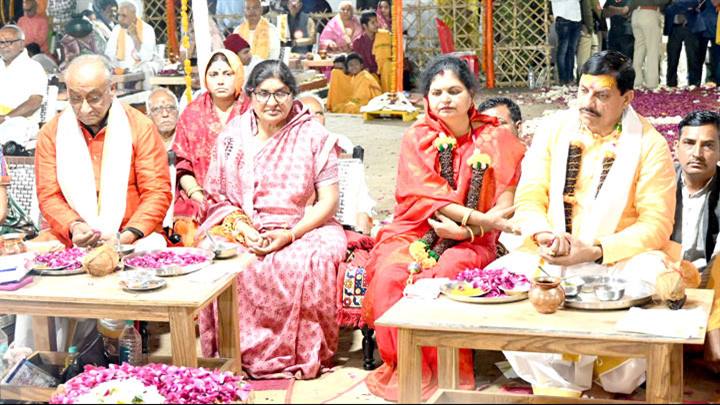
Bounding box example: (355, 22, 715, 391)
(579, 74, 616, 89)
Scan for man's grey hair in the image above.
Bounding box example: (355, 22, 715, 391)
(64, 54, 114, 83)
(146, 87, 179, 112)
(297, 92, 326, 113)
(118, 1, 137, 12)
(0, 25, 25, 41)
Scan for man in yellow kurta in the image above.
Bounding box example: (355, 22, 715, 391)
(233, 0, 281, 60)
(489, 51, 679, 396)
(327, 53, 382, 114)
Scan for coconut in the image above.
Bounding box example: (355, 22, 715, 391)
(83, 244, 120, 277)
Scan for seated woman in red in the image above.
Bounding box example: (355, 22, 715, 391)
(361, 55, 527, 401)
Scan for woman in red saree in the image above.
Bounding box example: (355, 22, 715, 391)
(362, 56, 527, 400)
(197, 60, 347, 379)
(171, 49, 248, 246)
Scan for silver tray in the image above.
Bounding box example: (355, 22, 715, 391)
(119, 277, 167, 292)
(440, 282, 529, 304)
(33, 265, 85, 276)
(122, 248, 214, 277)
(563, 276, 654, 310)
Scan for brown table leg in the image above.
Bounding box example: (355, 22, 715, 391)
(31, 316, 53, 351)
(168, 307, 198, 367)
(437, 346, 460, 390)
(216, 282, 242, 374)
(646, 343, 683, 403)
(398, 328, 422, 403)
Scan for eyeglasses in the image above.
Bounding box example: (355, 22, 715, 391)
(0, 39, 21, 47)
(253, 90, 292, 104)
(149, 105, 178, 115)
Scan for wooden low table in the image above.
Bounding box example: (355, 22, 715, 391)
(376, 289, 715, 404)
(0, 254, 250, 375)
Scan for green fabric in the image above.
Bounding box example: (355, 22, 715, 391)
(0, 194, 38, 238)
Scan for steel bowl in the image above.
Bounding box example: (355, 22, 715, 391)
(562, 277, 585, 297)
(213, 242, 240, 260)
(594, 284, 625, 301)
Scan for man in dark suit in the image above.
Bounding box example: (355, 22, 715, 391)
(664, 0, 701, 86)
(671, 110, 720, 373)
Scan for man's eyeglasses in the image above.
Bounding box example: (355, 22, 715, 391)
(253, 90, 292, 104)
(149, 105, 178, 115)
(0, 39, 21, 47)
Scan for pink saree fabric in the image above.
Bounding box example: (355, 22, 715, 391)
(319, 14, 363, 52)
(198, 102, 347, 379)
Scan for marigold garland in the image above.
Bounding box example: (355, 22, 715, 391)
(181, 0, 193, 103)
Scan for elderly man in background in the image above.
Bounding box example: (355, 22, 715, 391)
(224, 33, 261, 84)
(147, 86, 180, 235)
(17, 0, 50, 54)
(0, 25, 47, 150)
(105, 1, 157, 88)
(233, 0, 281, 60)
(146, 87, 179, 150)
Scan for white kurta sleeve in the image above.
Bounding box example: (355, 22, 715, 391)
(138, 23, 157, 63)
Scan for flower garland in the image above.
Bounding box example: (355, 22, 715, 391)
(181, 0, 193, 104)
(406, 134, 492, 284)
(562, 141, 583, 233)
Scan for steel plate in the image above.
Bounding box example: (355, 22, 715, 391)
(122, 248, 214, 277)
(563, 276, 654, 310)
(440, 283, 528, 304)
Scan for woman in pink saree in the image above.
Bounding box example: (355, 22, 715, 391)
(198, 60, 347, 379)
(171, 49, 248, 246)
(319, 1, 363, 52)
(376, 0, 391, 30)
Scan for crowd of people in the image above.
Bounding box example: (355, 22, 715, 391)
(552, 0, 720, 88)
(1, 0, 720, 401)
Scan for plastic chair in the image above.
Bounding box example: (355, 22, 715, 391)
(435, 18, 480, 78)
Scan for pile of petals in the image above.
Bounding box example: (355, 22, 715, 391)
(455, 267, 530, 297)
(50, 363, 252, 404)
(125, 250, 209, 269)
(35, 247, 85, 270)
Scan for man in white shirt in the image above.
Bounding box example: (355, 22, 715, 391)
(104, 1, 157, 88)
(233, 0, 281, 60)
(0, 25, 47, 149)
(551, 0, 583, 85)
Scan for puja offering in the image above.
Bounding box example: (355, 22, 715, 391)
(50, 363, 253, 404)
(441, 267, 531, 304)
(528, 276, 565, 314)
(0, 232, 27, 255)
(83, 244, 120, 277)
(32, 247, 85, 275)
(563, 276, 654, 310)
(123, 248, 213, 276)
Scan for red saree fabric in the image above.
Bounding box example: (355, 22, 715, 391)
(362, 105, 526, 401)
(172, 91, 247, 220)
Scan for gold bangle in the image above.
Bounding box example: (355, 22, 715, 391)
(464, 225, 474, 243)
(461, 209, 473, 227)
(288, 229, 296, 243)
(478, 225, 485, 238)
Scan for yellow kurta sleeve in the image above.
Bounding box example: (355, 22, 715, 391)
(327, 68, 353, 113)
(513, 127, 555, 241)
(707, 258, 720, 332)
(597, 128, 677, 264)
